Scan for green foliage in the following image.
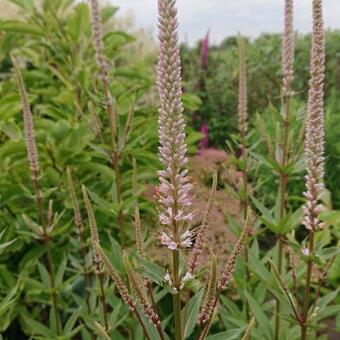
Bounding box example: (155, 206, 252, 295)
(0, 0, 199, 337)
(181, 30, 340, 145)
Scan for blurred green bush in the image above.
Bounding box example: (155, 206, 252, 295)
(181, 30, 340, 207)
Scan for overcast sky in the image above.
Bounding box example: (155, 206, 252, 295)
(111, 0, 340, 45)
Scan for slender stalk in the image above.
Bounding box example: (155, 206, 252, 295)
(237, 33, 250, 320)
(134, 309, 152, 340)
(98, 273, 109, 331)
(113, 155, 125, 247)
(89, 0, 117, 151)
(146, 282, 166, 340)
(89, 0, 125, 246)
(300, 0, 325, 338)
(67, 168, 91, 312)
(172, 247, 183, 340)
(275, 1, 294, 337)
(93, 248, 110, 331)
(310, 252, 337, 314)
(270, 260, 301, 323)
(241, 318, 256, 340)
(301, 233, 314, 340)
(12, 57, 61, 335)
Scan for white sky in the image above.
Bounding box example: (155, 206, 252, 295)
(111, 0, 340, 45)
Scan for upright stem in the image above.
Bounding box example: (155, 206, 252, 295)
(67, 168, 92, 312)
(274, 96, 290, 340)
(33, 172, 61, 335)
(98, 273, 109, 331)
(112, 153, 125, 247)
(89, 0, 124, 246)
(240, 140, 250, 320)
(301, 232, 314, 340)
(147, 282, 166, 340)
(237, 33, 250, 321)
(172, 248, 183, 340)
(275, 75, 292, 340)
(134, 310, 151, 340)
(79, 232, 91, 313)
(93, 249, 109, 332)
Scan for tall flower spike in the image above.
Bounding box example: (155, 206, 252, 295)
(157, 0, 193, 246)
(12, 57, 40, 183)
(282, 0, 294, 98)
(237, 33, 248, 138)
(89, 0, 117, 147)
(188, 172, 217, 274)
(123, 253, 161, 326)
(219, 211, 250, 290)
(198, 254, 217, 325)
(302, 0, 325, 232)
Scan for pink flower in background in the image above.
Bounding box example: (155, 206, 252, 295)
(200, 30, 210, 69)
(199, 124, 209, 151)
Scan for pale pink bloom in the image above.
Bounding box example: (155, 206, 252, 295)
(282, 0, 295, 98)
(301, 247, 310, 257)
(156, 0, 194, 238)
(160, 231, 177, 250)
(164, 270, 173, 287)
(179, 229, 193, 248)
(179, 271, 193, 289)
(302, 0, 326, 232)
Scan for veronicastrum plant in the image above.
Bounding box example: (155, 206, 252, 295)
(80, 0, 251, 339)
(247, 1, 339, 339)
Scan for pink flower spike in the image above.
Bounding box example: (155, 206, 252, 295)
(302, 0, 326, 232)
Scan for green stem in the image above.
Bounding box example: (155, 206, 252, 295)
(301, 232, 314, 340)
(240, 138, 250, 321)
(112, 153, 125, 248)
(274, 94, 291, 340)
(147, 282, 166, 340)
(44, 236, 61, 335)
(173, 249, 183, 340)
(33, 174, 61, 335)
(80, 235, 91, 313)
(98, 272, 109, 331)
(134, 309, 151, 340)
